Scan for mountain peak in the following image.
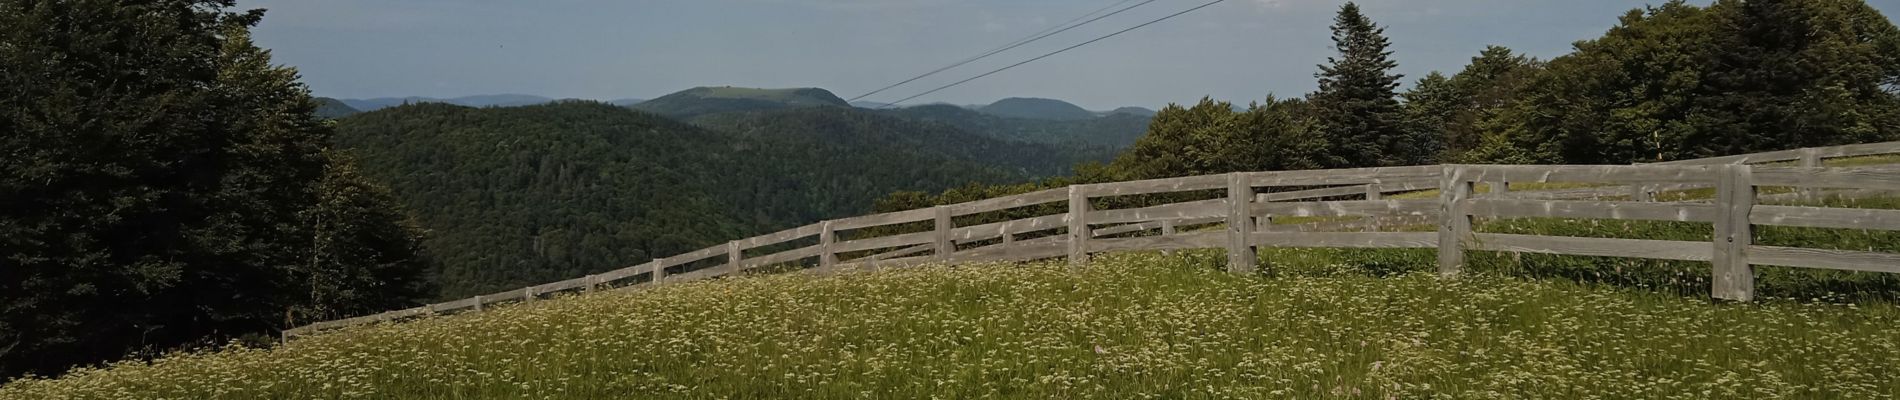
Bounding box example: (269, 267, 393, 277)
(632, 86, 849, 118)
(978, 97, 1095, 121)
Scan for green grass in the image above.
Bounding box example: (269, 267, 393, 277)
(7, 252, 1897, 399)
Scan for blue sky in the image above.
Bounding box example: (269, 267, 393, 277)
(240, 0, 1897, 110)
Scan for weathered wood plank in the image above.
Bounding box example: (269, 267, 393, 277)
(594, 261, 652, 283)
(1814, 140, 1900, 159)
(659, 244, 730, 268)
(830, 207, 937, 230)
(832, 231, 936, 253)
(1455, 164, 1721, 185)
(933, 206, 954, 260)
(1255, 185, 1391, 202)
(1438, 166, 1474, 277)
(1749, 205, 1900, 230)
(1080, 174, 1228, 197)
(1748, 246, 1900, 273)
(1090, 230, 1225, 252)
(1089, 199, 1227, 225)
(1251, 232, 1438, 248)
(951, 214, 1068, 241)
(1712, 165, 1756, 301)
(736, 223, 824, 249)
(1068, 186, 1090, 266)
(1465, 198, 1718, 222)
(1754, 167, 1900, 190)
(433, 297, 480, 313)
(1241, 165, 1441, 187)
(1758, 188, 1900, 203)
(952, 239, 1069, 263)
(1481, 186, 1626, 200)
(947, 187, 1068, 215)
(1225, 173, 1256, 274)
(1468, 233, 1713, 261)
(1086, 218, 1155, 237)
(1285, 215, 1433, 232)
(818, 220, 837, 268)
(532, 276, 590, 294)
(1254, 200, 1440, 218)
(743, 244, 822, 268)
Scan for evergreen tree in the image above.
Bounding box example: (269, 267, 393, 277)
(0, 0, 430, 378)
(1401, 72, 1461, 162)
(1404, 46, 1540, 162)
(1686, 0, 1900, 154)
(1309, 2, 1408, 167)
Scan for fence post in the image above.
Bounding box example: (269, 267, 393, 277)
(649, 258, 665, 285)
(1226, 173, 1257, 274)
(727, 240, 743, 273)
(583, 275, 597, 292)
(934, 206, 954, 261)
(1798, 148, 1821, 202)
(1365, 184, 1383, 200)
(1160, 219, 1177, 256)
(523, 286, 535, 303)
(818, 220, 837, 269)
(472, 295, 483, 312)
(1712, 164, 1757, 301)
(1067, 185, 1090, 268)
(1437, 165, 1472, 276)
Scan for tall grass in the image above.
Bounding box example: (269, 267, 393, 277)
(6, 252, 1896, 399)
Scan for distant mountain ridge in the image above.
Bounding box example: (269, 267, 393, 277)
(338, 94, 556, 111)
(314, 97, 361, 119)
(632, 87, 848, 119)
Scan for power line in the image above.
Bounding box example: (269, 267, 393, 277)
(846, 0, 1156, 103)
(880, 0, 1228, 109)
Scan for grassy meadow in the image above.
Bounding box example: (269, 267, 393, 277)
(4, 251, 1897, 399)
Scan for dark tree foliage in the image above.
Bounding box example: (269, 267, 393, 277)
(1111, 97, 1324, 180)
(0, 0, 429, 379)
(331, 103, 1077, 298)
(1686, 0, 1900, 156)
(1500, 0, 1900, 164)
(1309, 2, 1410, 167)
(1403, 46, 1542, 163)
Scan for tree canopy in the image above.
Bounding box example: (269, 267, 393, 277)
(0, 0, 429, 379)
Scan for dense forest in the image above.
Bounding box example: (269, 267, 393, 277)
(331, 101, 1110, 298)
(877, 0, 1900, 210)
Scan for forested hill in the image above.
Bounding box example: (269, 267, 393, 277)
(878, 104, 1150, 149)
(690, 106, 1108, 176)
(332, 101, 1055, 298)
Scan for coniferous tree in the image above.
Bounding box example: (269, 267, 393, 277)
(0, 0, 431, 378)
(1309, 2, 1408, 167)
(1686, 0, 1900, 154)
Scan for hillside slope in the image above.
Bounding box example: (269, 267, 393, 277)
(331, 102, 1036, 298)
(7, 253, 1895, 398)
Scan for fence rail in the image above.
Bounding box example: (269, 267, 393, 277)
(284, 140, 1900, 338)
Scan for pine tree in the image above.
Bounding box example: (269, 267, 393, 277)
(1687, 0, 1900, 154)
(0, 0, 432, 378)
(1309, 2, 1407, 167)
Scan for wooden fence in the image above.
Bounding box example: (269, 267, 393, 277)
(284, 140, 1900, 338)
